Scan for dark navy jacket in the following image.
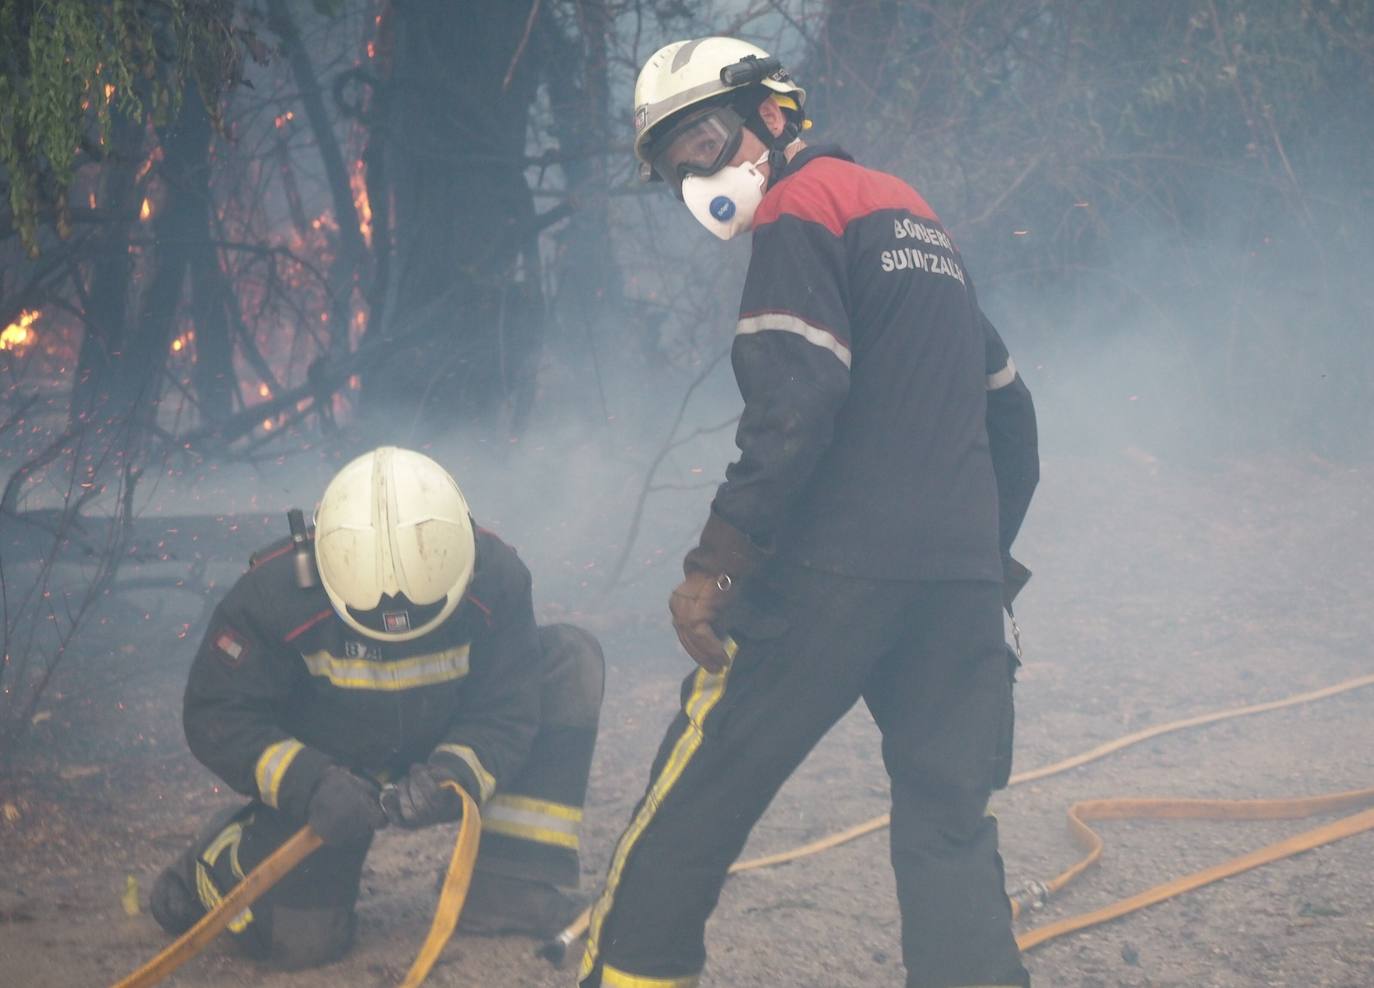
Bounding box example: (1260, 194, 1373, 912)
(714, 146, 1039, 581)
(182, 528, 541, 823)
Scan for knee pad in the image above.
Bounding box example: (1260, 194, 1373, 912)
(539, 623, 605, 720)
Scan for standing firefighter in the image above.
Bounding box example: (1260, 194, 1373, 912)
(151, 447, 603, 968)
(580, 37, 1039, 988)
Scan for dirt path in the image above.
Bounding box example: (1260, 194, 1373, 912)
(4, 454, 1373, 987)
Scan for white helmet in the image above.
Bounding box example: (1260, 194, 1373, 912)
(633, 37, 806, 173)
(314, 447, 475, 642)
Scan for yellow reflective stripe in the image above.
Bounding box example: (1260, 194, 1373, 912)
(581, 657, 732, 980)
(254, 739, 304, 809)
(195, 822, 253, 932)
(601, 962, 700, 987)
(483, 794, 583, 850)
(488, 793, 582, 822)
(299, 645, 470, 691)
(434, 743, 496, 803)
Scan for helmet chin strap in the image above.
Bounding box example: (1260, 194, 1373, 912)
(744, 114, 802, 189)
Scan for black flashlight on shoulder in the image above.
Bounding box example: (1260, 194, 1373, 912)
(287, 508, 318, 589)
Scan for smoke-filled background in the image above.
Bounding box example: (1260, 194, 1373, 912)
(2, 3, 1373, 986)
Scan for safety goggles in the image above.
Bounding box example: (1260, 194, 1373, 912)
(648, 105, 747, 199)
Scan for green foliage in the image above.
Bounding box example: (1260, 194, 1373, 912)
(0, 0, 244, 256)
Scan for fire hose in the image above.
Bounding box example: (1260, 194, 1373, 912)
(541, 671, 1374, 965)
(112, 782, 480, 988)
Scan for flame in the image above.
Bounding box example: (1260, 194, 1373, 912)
(104, 83, 115, 102)
(171, 338, 183, 352)
(350, 160, 372, 246)
(140, 197, 152, 221)
(258, 383, 271, 398)
(135, 146, 162, 182)
(262, 418, 274, 432)
(1, 309, 40, 352)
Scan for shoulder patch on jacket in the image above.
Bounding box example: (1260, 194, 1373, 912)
(756, 156, 940, 237)
(211, 625, 250, 668)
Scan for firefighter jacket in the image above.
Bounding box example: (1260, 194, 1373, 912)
(183, 528, 542, 824)
(713, 145, 1039, 581)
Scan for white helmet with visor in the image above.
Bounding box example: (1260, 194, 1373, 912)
(314, 447, 476, 642)
(633, 37, 806, 197)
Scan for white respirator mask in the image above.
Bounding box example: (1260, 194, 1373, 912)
(681, 151, 770, 241)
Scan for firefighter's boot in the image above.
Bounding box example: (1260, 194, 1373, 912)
(458, 871, 585, 939)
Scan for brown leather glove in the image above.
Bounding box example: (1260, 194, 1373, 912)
(670, 511, 769, 672)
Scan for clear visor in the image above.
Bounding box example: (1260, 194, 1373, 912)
(649, 107, 746, 198)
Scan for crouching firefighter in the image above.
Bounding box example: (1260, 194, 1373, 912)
(579, 37, 1039, 988)
(150, 447, 603, 969)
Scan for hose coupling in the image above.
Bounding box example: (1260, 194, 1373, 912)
(1009, 878, 1052, 912)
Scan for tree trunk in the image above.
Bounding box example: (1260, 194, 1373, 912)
(545, 0, 622, 425)
(360, 0, 547, 435)
(99, 95, 215, 428)
(71, 109, 144, 424)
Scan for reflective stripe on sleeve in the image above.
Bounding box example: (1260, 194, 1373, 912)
(434, 743, 496, 803)
(736, 313, 852, 369)
(299, 645, 470, 691)
(482, 794, 583, 850)
(254, 739, 304, 809)
(601, 964, 700, 987)
(986, 357, 1017, 390)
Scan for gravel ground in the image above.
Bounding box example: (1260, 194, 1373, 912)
(3, 452, 1373, 987)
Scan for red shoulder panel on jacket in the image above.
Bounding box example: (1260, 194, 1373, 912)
(755, 156, 939, 237)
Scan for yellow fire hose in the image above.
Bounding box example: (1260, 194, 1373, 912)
(542, 671, 1374, 965)
(114, 782, 480, 988)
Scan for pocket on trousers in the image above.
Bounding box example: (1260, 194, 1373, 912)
(990, 646, 1020, 791)
(719, 570, 790, 644)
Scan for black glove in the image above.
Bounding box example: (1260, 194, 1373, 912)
(307, 765, 388, 845)
(380, 763, 464, 829)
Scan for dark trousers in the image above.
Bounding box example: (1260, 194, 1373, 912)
(580, 566, 1027, 988)
(167, 623, 603, 968)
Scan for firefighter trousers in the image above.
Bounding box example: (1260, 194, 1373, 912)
(579, 566, 1028, 988)
(157, 623, 603, 968)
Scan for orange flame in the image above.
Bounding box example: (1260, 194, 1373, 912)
(1, 309, 40, 352)
(350, 160, 372, 247)
(140, 197, 152, 221)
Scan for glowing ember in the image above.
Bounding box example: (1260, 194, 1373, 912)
(258, 383, 271, 398)
(1, 309, 40, 351)
(140, 198, 152, 221)
(262, 418, 274, 431)
(350, 160, 372, 246)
